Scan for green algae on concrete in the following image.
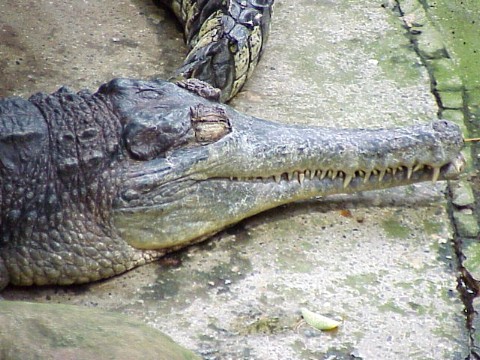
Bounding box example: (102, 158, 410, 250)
(462, 240, 480, 282)
(426, 58, 463, 91)
(381, 217, 411, 239)
(466, 88, 480, 137)
(422, 219, 443, 236)
(139, 237, 253, 311)
(424, 0, 480, 90)
(232, 314, 290, 336)
(437, 90, 464, 109)
(0, 301, 200, 360)
(453, 210, 480, 238)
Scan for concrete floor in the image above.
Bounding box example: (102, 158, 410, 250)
(0, 0, 470, 359)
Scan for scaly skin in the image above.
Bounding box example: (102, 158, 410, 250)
(0, 78, 465, 288)
(159, 0, 275, 101)
(0, 0, 466, 289)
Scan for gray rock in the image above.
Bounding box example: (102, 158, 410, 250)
(452, 181, 476, 207)
(0, 301, 199, 360)
(453, 210, 480, 238)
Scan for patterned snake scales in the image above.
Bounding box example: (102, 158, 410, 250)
(160, 0, 275, 102)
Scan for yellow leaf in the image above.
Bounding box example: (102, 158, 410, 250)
(301, 308, 341, 331)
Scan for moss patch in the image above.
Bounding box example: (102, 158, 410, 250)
(381, 218, 411, 239)
(426, 0, 480, 90)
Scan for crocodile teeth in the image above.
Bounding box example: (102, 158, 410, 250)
(294, 171, 300, 182)
(228, 163, 441, 185)
(407, 166, 413, 179)
(454, 157, 465, 172)
(364, 171, 371, 184)
(343, 174, 353, 188)
(298, 172, 305, 184)
(378, 170, 386, 182)
(432, 167, 440, 183)
(413, 164, 423, 172)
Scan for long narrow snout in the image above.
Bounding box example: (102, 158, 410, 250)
(200, 118, 464, 188)
(114, 103, 464, 251)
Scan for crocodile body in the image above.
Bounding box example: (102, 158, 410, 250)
(0, 1, 465, 290)
(160, 0, 274, 101)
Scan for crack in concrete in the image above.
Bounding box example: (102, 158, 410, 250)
(451, 210, 480, 358)
(391, 0, 479, 357)
(392, 1, 446, 117)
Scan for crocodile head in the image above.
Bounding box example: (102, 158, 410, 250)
(107, 78, 465, 251)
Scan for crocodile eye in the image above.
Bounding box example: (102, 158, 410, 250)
(190, 104, 231, 144)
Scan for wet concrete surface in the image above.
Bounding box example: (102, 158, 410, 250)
(0, 0, 472, 359)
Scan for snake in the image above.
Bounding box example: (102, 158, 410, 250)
(159, 0, 275, 102)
